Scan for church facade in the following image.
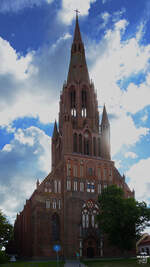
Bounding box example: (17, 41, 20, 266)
(14, 15, 134, 259)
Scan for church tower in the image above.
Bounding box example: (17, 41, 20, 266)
(52, 13, 110, 169)
(14, 14, 134, 259)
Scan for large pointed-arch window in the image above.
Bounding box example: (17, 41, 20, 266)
(81, 200, 99, 229)
(52, 213, 60, 241)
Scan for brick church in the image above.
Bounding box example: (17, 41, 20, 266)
(14, 14, 134, 259)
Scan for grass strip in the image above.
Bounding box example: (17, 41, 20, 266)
(82, 258, 150, 267)
(0, 261, 64, 267)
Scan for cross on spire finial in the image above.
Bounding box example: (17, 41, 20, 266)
(74, 9, 80, 18)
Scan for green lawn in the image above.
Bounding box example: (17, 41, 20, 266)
(0, 261, 64, 267)
(82, 258, 150, 267)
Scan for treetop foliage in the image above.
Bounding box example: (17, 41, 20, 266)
(97, 185, 150, 252)
(0, 210, 13, 249)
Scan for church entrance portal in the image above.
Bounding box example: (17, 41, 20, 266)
(83, 237, 97, 258)
(87, 247, 94, 258)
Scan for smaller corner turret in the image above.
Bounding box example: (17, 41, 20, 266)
(52, 120, 59, 140)
(36, 179, 40, 189)
(100, 105, 111, 160)
(51, 120, 62, 170)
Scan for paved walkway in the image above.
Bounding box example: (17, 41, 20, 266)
(64, 260, 86, 267)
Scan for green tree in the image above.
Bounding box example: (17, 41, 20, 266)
(97, 185, 150, 252)
(0, 210, 13, 249)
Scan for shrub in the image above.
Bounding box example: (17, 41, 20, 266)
(0, 250, 9, 264)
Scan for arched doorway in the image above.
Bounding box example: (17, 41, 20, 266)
(83, 237, 97, 258)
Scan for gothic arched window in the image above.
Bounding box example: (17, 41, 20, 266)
(81, 90, 87, 108)
(52, 213, 60, 241)
(93, 137, 96, 156)
(82, 214, 86, 228)
(84, 131, 90, 155)
(81, 89, 87, 117)
(79, 134, 82, 153)
(81, 200, 99, 229)
(98, 138, 101, 157)
(73, 133, 77, 152)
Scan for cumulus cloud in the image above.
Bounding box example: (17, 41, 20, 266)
(0, 126, 51, 222)
(0, 33, 72, 126)
(127, 158, 150, 205)
(121, 75, 150, 114)
(111, 111, 148, 156)
(58, 0, 96, 24)
(0, 0, 53, 13)
(125, 151, 138, 159)
(90, 19, 150, 156)
(99, 12, 110, 30)
(0, 37, 34, 80)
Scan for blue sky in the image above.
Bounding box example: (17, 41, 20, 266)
(0, 0, 150, 226)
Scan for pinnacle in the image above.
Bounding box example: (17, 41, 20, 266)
(52, 120, 58, 138)
(101, 104, 109, 125)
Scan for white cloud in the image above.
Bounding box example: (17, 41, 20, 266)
(115, 159, 122, 169)
(58, 0, 96, 24)
(0, 37, 34, 80)
(90, 19, 150, 156)
(112, 8, 126, 22)
(99, 12, 110, 29)
(136, 21, 146, 42)
(111, 111, 148, 156)
(121, 75, 150, 114)
(0, 32, 72, 126)
(0, 0, 53, 13)
(0, 126, 51, 222)
(127, 158, 150, 205)
(141, 113, 148, 122)
(2, 144, 12, 152)
(125, 151, 138, 159)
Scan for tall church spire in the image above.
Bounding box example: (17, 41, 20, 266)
(73, 10, 82, 43)
(67, 13, 90, 84)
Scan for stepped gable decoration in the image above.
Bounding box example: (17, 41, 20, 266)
(14, 13, 134, 259)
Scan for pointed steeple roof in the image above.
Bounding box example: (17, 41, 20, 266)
(73, 11, 82, 43)
(101, 104, 109, 125)
(67, 13, 90, 84)
(52, 120, 58, 139)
